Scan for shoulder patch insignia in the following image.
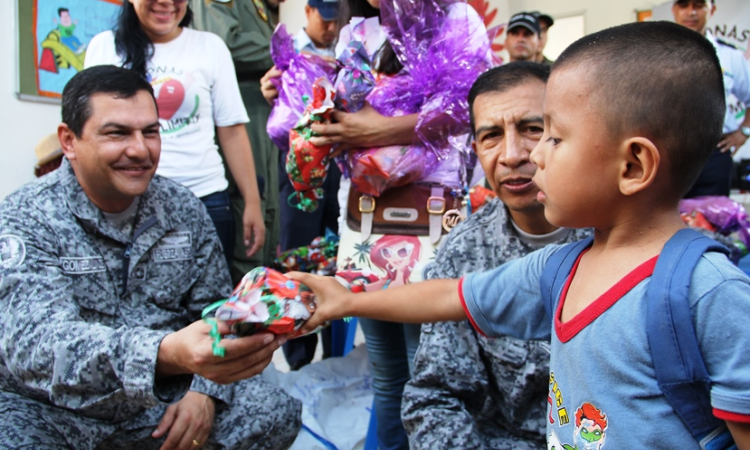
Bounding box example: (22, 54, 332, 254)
(0, 235, 26, 269)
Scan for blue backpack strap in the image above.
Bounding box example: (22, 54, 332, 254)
(539, 237, 593, 324)
(646, 228, 733, 447)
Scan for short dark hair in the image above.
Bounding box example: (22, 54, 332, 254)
(58, 7, 69, 16)
(468, 62, 550, 134)
(61, 65, 155, 138)
(114, 2, 192, 79)
(554, 21, 725, 197)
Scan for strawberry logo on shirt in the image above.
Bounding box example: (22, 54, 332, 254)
(156, 79, 185, 120)
(148, 70, 200, 135)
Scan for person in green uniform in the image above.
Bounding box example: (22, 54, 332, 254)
(190, 0, 282, 283)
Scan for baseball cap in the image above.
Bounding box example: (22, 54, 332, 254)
(531, 11, 554, 28)
(35, 133, 62, 166)
(308, 0, 338, 21)
(508, 12, 541, 35)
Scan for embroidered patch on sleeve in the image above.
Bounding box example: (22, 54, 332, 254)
(0, 235, 26, 269)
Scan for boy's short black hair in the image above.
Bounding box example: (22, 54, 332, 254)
(554, 21, 725, 197)
(58, 7, 69, 16)
(61, 65, 155, 138)
(468, 62, 550, 135)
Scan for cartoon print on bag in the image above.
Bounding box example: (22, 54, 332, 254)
(336, 235, 423, 291)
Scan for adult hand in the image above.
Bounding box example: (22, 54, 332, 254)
(242, 200, 265, 257)
(309, 104, 418, 154)
(152, 391, 215, 450)
(260, 66, 283, 106)
(718, 129, 749, 155)
(286, 272, 352, 334)
(157, 321, 285, 384)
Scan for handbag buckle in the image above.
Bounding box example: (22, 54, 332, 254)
(359, 195, 376, 213)
(426, 196, 446, 215)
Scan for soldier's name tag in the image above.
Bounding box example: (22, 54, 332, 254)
(60, 256, 106, 274)
(152, 231, 193, 263)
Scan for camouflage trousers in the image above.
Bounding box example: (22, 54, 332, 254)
(0, 377, 301, 450)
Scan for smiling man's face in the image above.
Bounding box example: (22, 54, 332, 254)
(59, 90, 161, 213)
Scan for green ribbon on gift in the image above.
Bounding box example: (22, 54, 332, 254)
(201, 299, 229, 357)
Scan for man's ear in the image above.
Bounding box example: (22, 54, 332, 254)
(58, 123, 77, 161)
(618, 137, 659, 196)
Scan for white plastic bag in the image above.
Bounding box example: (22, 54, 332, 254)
(262, 345, 373, 450)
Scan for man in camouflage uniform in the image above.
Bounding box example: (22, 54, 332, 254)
(402, 62, 590, 450)
(0, 66, 300, 450)
(191, 0, 282, 281)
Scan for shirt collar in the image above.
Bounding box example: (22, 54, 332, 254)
(60, 157, 171, 243)
(294, 29, 335, 58)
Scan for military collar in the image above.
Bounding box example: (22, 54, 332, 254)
(60, 158, 173, 243)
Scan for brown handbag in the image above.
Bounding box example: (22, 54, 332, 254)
(346, 183, 465, 241)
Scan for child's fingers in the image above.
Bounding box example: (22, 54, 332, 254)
(286, 271, 323, 289)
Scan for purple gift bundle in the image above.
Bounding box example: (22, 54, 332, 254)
(680, 196, 750, 250)
(266, 24, 336, 153)
(267, 0, 494, 195)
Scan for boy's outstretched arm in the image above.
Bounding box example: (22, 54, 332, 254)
(728, 421, 750, 450)
(288, 273, 467, 334)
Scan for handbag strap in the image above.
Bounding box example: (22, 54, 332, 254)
(428, 186, 446, 244)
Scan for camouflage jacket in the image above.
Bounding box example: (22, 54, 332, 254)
(402, 198, 591, 450)
(0, 159, 232, 422)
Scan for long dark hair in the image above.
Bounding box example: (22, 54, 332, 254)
(337, 0, 403, 75)
(113, 2, 193, 79)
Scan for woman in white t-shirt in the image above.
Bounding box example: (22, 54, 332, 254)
(84, 0, 264, 269)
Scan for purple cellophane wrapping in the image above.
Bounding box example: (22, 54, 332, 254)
(266, 24, 336, 152)
(679, 196, 750, 248)
(333, 17, 378, 113)
(339, 0, 494, 194)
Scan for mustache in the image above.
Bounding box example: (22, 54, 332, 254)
(498, 169, 537, 181)
(112, 159, 155, 170)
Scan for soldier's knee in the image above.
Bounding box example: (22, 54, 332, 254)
(215, 378, 302, 450)
(0, 395, 74, 449)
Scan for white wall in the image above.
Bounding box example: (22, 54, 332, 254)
(279, 0, 307, 35)
(1, 0, 62, 201)
(508, 0, 664, 35)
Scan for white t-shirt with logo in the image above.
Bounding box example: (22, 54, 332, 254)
(85, 28, 249, 198)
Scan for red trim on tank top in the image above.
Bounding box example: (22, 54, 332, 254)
(459, 277, 488, 338)
(714, 408, 750, 424)
(554, 251, 658, 343)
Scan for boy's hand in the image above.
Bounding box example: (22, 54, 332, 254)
(286, 272, 352, 334)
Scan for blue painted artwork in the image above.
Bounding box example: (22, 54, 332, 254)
(34, 0, 121, 97)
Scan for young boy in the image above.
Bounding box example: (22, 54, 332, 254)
(292, 21, 750, 448)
